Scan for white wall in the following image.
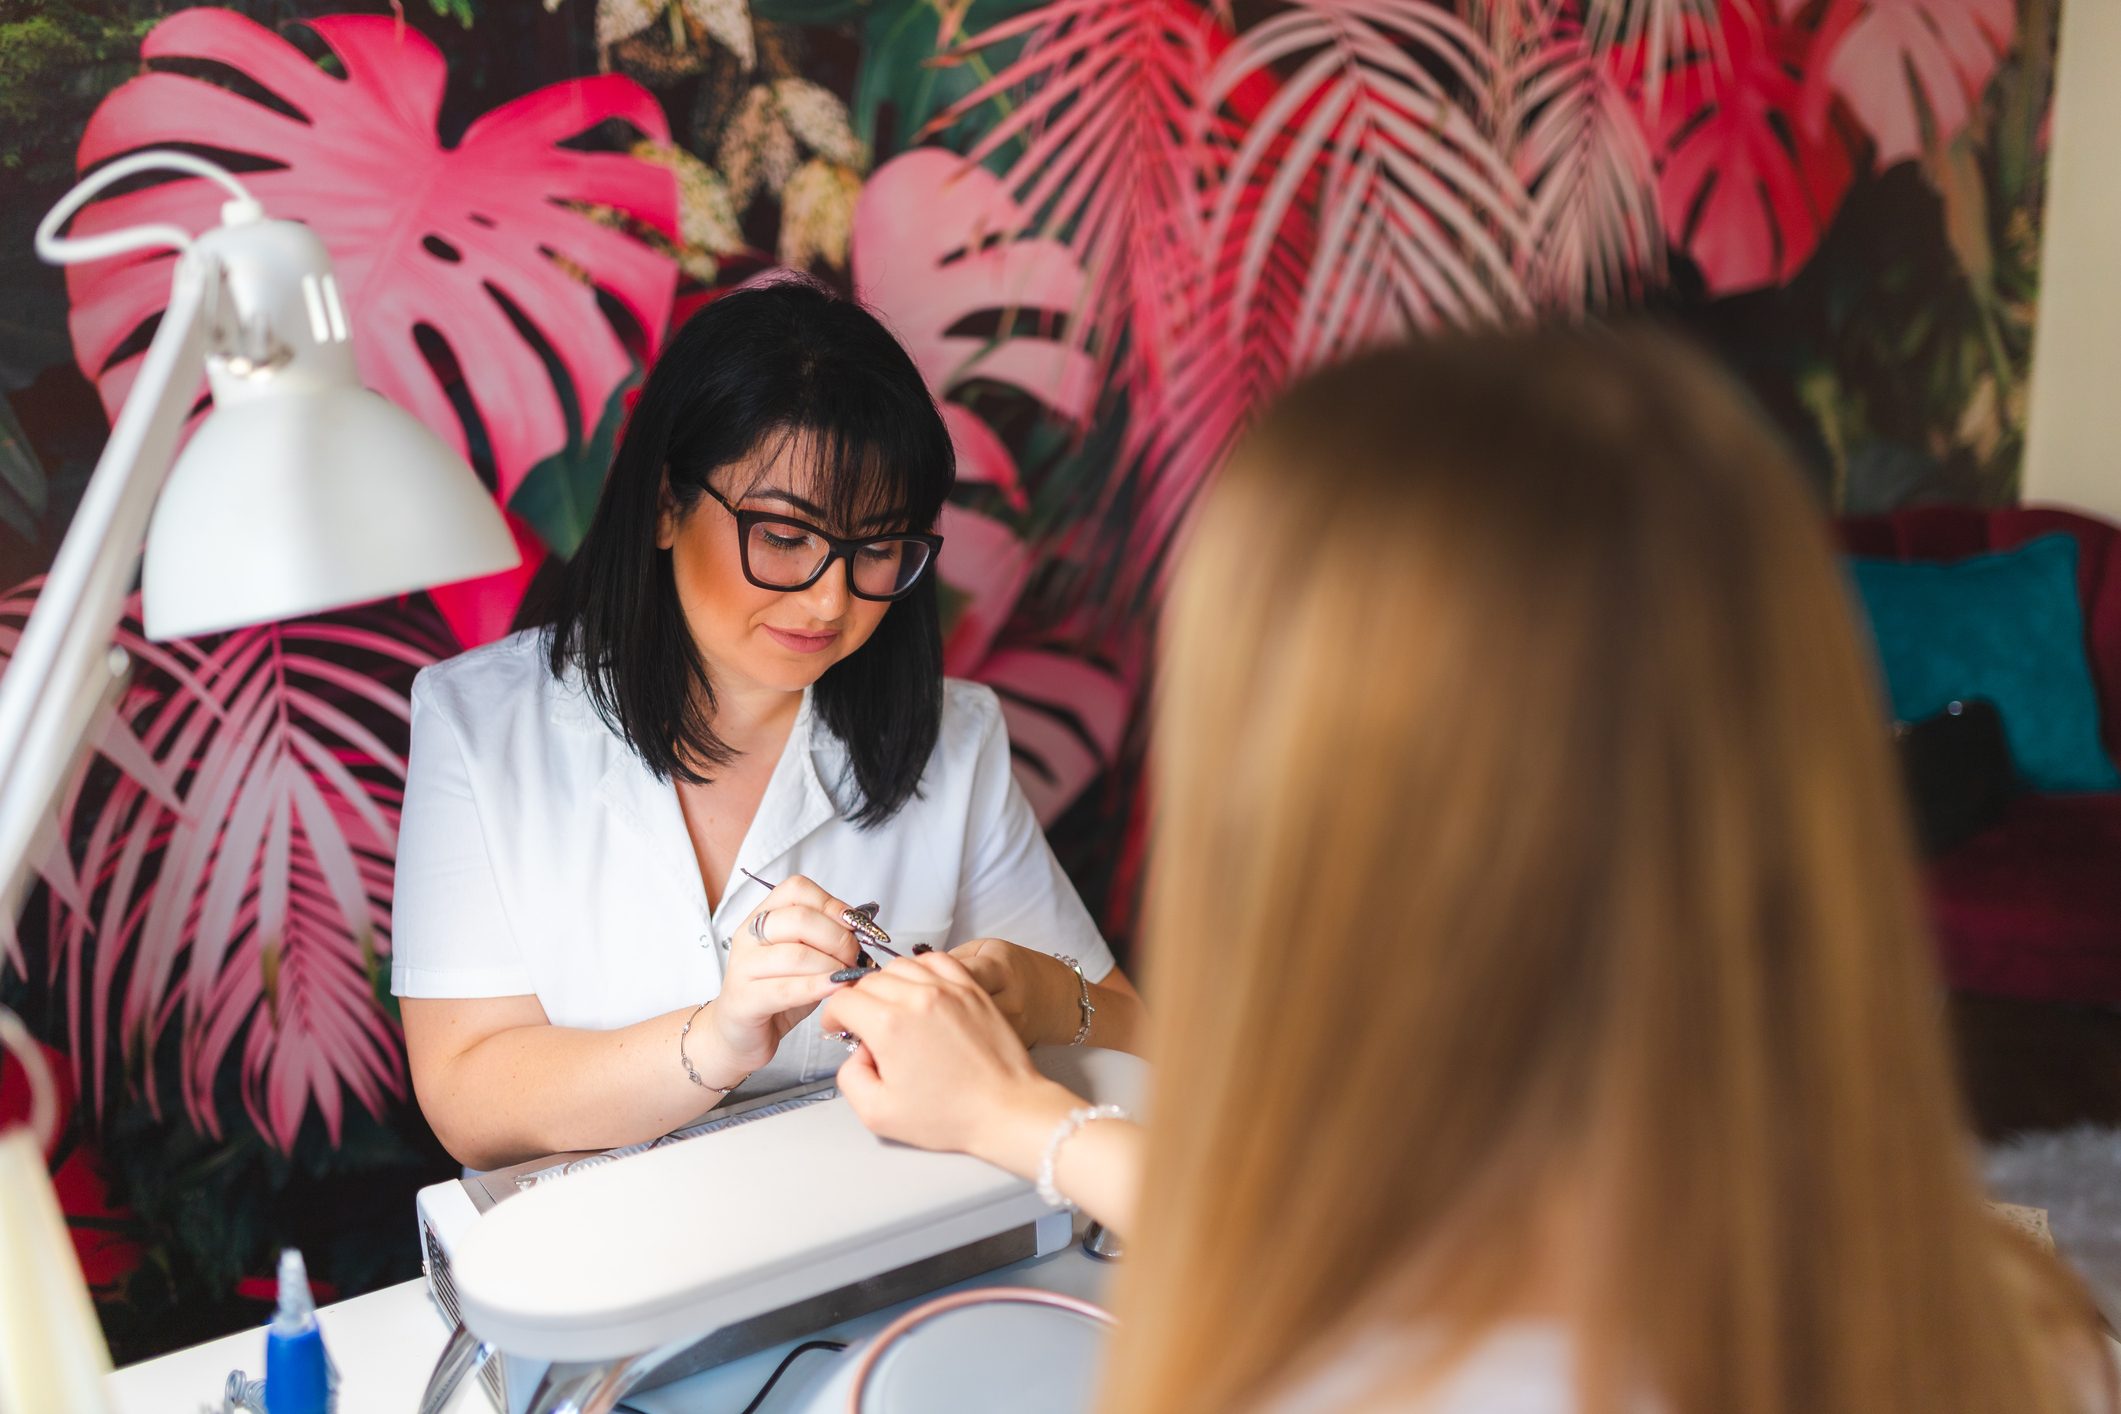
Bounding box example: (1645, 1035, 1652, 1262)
(2022, 0, 2121, 519)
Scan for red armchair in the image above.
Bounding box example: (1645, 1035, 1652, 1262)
(1838, 506, 2121, 1004)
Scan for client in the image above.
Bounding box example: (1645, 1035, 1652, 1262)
(820, 328, 2115, 1414)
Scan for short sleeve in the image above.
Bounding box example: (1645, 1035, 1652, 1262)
(948, 692, 1119, 982)
(390, 676, 536, 998)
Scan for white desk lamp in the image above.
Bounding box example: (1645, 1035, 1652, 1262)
(0, 148, 519, 921)
(0, 151, 518, 1411)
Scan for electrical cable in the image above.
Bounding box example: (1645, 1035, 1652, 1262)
(612, 1338, 850, 1414)
(740, 1340, 850, 1414)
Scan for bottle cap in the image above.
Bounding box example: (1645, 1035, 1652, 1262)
(273, 1248, 316, 1333)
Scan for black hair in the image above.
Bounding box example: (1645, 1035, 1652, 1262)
(540, 275, 956, 826)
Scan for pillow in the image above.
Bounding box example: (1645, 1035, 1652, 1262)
(1848, 533, 2120, 792)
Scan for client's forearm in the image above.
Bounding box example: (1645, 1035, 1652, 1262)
(414, 1006, 747, 1170)
(980, 1082, 1145, 1235)
(1048, 1114, 1142, 1233)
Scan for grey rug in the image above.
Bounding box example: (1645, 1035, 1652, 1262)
(1987, 1125, 2121, 1327)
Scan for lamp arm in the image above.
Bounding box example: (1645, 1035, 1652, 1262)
(0, 251, 215, 922)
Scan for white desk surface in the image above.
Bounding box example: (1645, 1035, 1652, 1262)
(108, 1228, 1110, 1414)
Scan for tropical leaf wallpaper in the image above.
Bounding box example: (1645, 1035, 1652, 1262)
(0, 0, 2061, 1357)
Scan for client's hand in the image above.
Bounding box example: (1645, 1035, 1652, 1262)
(820, 952, 1079, 1178)
(715, 875, 865, 1072)
(951, 938, 1086, 1049)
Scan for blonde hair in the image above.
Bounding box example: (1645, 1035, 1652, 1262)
(1102, 329, 2108, 1414)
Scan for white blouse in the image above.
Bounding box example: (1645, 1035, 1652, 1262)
(389, 630, 1116, 1093)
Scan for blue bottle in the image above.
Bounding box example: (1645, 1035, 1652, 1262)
(264, 1248, 333, 1414)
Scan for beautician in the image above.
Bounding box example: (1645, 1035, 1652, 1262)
(389, 277, 1141, 1172)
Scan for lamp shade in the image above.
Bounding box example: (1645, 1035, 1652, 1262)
(130, 212, 520, 642)
(141, 383, 519, 642)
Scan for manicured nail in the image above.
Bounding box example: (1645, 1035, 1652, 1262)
(831, 967, 870, 984)
(911, 943, 933, 955)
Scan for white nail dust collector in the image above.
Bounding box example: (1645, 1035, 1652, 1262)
(414, 1046, 1145, 1414)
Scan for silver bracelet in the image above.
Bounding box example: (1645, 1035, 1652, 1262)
(1036, 1103, 1130, 1210)
(1055, 953, 1094, 1046)
(679, 1002, 747, 1094)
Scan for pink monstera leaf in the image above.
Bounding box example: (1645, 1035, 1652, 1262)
(64, 10, 679, 646)
(1620, 1, 1854, 295)
(977, 646, 1135, 827)
(852, 150, 1097, 428)
(853, 148, 1092, 672)
(1814, 0, 2016, 168)
(851, 151, 1129, 821)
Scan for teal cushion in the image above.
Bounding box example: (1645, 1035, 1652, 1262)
(1849, 533, 2120, 792)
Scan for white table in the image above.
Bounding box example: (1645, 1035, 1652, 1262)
(108, 1229, 1111, 1413)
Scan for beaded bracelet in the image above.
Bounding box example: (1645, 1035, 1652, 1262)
(679, 1001, 748, 1095)
(1036, 1103, 1130, 1210)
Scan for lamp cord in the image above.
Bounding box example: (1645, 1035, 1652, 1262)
(36, 149, 258, 266)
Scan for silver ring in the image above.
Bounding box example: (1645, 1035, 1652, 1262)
(825, 1029, 862, 1052)
(750, 908, 772, 943)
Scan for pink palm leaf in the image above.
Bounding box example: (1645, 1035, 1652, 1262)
(935, 0, 1223, 422)
(1104, 0, 1529, 588)
(852, 151, 1133, 822)
(1618, 0, 1855, 295)
(0, 581, 190, 984)
(1492, 8, 1664, 312)
(1578, 0, 1727, 97)
(1809, 0, 2016, 168)
(63, 10, 679, 647)
(0, 581, 444, 1148)
(1203, 0, 1532, 372)
(1121, 88, 1319, 588)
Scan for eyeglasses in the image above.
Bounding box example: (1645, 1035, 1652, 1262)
(699, 485, 942, 602)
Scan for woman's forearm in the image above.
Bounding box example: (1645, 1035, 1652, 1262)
(1077, 979, 1147, 1055)
(1048, 1114, 1142, 1233)
(407, 1001, 751, 1170)
(981, 1082, 1146, 1235)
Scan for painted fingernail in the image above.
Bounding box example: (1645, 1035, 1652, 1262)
(911, 943, 933, 955)
(831, 967, 870, 984)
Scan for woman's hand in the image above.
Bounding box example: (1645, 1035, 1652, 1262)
(714, 875, 866, 1072)
(950, 938, 1088, 1049)
(820, 952, 1080, 1177)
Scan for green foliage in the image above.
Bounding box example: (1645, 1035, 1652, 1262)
(508, 363, 640, 560)
(92, 1084, 451, 1364)
(856, 0, 1037, 162)
(0, 2, 157, 187)
(1695, 0, 2056, 511)
(751, 0, 868, 22)
(0, 395, 47, 543)
(0, 3, 164, 392)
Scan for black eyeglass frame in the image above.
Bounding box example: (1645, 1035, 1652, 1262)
(699, 484, 944, 602)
